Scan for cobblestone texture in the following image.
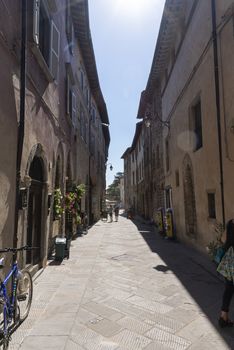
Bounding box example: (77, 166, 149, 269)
(6, 213, 234, 349)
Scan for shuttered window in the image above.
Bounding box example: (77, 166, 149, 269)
(66, 70, 76, 125)
(191, 99, 203, 151)
(50, 21, 60, 80)
(33, 0, 60, 81)
(65, 0, 74, 54)
(208, 192, 216, 219)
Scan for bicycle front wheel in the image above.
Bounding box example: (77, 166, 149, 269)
(16, 271, 33, 322)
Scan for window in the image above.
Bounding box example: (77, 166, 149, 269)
(90, 133, 95, 156)
(156, 144, 160, 168)
(165, 187, 172, 209)
(91, 104, 96, 124)
(85, 87, 90, 107)
(33, 0, 60, 80)
(165, 139, 169, 172)
(80, 108, 86, 141)
(208, 192, 216, 219)
(66, 0, 74, 55)
(192, 99, 203, 151)
(66, 65, 76, 124)
(79, 69, 84, 91)
(175, 170, 180, 187)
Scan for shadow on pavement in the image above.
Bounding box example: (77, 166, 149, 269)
(132, 219, 234, 348)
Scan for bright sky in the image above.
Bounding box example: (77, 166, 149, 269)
(88, 0, 166, 187)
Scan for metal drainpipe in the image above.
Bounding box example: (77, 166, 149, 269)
(13, 0, 27, 248)
(211, 0, 225, 226)
(88, 115, 91, 226)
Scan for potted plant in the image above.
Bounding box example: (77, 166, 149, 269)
(207, 222, 224, 263)
(53, 188, 64, 220)
(64, 184, 85, 225)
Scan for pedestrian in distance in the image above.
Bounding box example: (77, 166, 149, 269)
(114, 205, 119, 222)
(108, 205, 113, 223)
(217, 219, 234, 327)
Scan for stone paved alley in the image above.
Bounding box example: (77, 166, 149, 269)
(9, 213, 234, 349)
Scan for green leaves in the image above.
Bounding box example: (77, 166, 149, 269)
(54, 188, 64, 219)
(106, 172, 123, 201)
(207, 221, 224, 260)
(53, 184, 86, 222)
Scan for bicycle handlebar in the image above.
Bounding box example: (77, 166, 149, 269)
(0, 246, 39, 253)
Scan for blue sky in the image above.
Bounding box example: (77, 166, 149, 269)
(88, 0, 166, 187)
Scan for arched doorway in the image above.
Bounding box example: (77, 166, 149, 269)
(26, 156, 44, 264)
(183, 155, 197, 238)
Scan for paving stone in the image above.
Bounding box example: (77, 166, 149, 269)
(83, 300, 119, 316)
(86, 318, 123, 337)
(7, 216, 233, 349)
(144, 342, 173, 350)
(111, 329, 152, 349)
(30, 313, 74, 336)
(134, 287, 166, 302)
(84, 339, 119, 350)
(103, 297, 145, 316)
(188, 336, 230, 350)
(64, 339, 85, 350)
(126, 295, 173, 314)
(140, 311, 185, 334)
(19, 335, 67, 349)
(145, 327, 191, 349)
(117, 316, 153, 334)
(164, 294, 186, 307)
(165, 307, 199, 324)
(75, 307, 100, 324)
(70, 322, 103, 346)
(107, 311, 125, 322)
(177, 315, 220, 342)
(158, 285, 183, 297)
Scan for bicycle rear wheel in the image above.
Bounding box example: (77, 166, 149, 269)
(0, 337, 9, 350)
(16, 271, 33, 322)
(0, 306, 9, 350)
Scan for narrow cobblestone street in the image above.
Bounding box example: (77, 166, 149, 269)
(10, 213, 234, 349)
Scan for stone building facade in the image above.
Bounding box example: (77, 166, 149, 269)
(124, 0, 234, 253)
(0, 0, 110, 269)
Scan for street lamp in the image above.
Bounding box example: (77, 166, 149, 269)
(106, 163, 113, 171)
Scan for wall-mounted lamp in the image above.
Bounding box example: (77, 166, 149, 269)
(143, 105, 170, 130)
(106, 163, 113, 171)
(19, 188, 28, 209)
(144, 117, 151, 128)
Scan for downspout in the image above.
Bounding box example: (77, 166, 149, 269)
(88, 115, 91, 225)
(13, 0, 27, 248)
(211, 0, 225, 226)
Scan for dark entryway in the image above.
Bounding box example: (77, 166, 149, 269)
(26, 156, 44, 265)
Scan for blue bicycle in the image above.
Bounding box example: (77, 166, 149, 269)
(0, 246, 33, 349)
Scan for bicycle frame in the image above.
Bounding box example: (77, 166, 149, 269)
(0, 261, 19, 335)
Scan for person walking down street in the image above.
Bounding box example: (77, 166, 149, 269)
(217, 219, 234, 327)
(108, 205, 113, 223)
(114, 205, 119, 222)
